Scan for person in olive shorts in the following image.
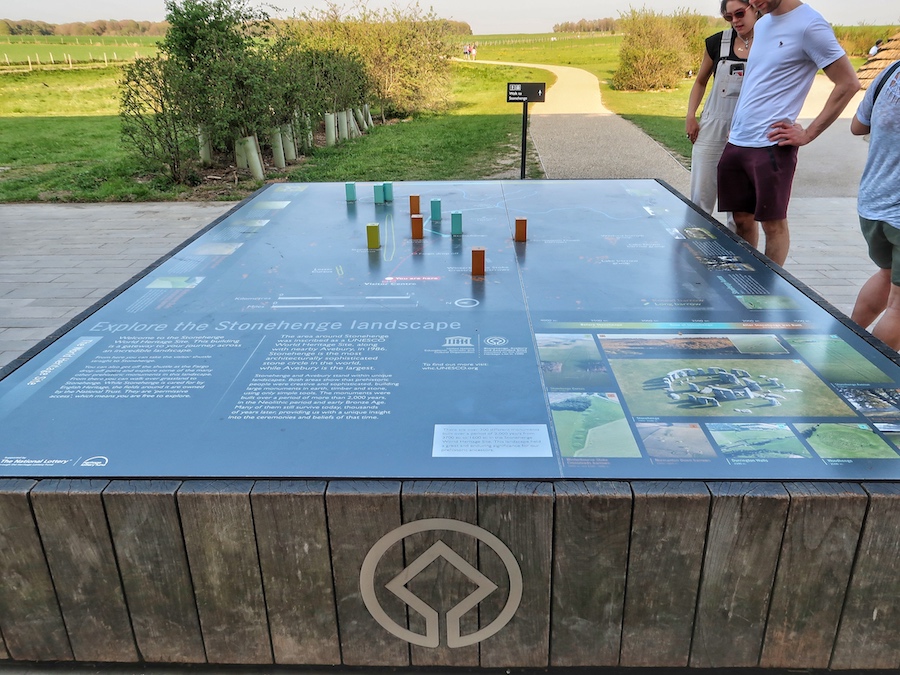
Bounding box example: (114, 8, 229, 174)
(716, 0, 859, 266)
(850, 61, 900, 350)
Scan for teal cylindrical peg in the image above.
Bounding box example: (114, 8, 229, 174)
(374, 184, 385, 204)
(383, 182, 394, 202)
(451, 211, 462, 235)
(345, 182, 356, 201)
(430, 198, 441, 221)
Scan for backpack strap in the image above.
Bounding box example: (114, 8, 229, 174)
(873, 60, 900, 105)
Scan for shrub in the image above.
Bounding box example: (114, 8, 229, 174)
(832, 24, 899, 57)
(613, 9, 694, 90)
(287, 2, 455, 118)
(119, 55, 195, 182)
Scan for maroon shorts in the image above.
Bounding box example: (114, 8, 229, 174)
(717, 143, 799, 221)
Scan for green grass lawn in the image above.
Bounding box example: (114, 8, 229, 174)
(708, 424, 812, 459)
(785, 335, 893, 384)
(550, 393, 641, 457)
(797, 423, 899, 459)
(0, 61, 545, 202)
(0, 29, 880, 202)
(0, 35, 160, 67)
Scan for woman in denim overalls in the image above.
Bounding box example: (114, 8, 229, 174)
(686, 0, 760, 231)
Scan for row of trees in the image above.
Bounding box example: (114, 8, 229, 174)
(0, 19, 168, 36)
(120, 0, 455, 183)
(553, 18, 617, 33)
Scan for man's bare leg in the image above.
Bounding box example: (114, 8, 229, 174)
(872, 282, 900, 351)
(760, 218, 789, 266)
(852, 268, 891, 329)
(733, 211, 758, 248)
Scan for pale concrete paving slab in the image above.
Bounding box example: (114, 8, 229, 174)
(0, 202, 237, 369)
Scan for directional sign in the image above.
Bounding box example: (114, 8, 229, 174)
(507, 82, 546, 103)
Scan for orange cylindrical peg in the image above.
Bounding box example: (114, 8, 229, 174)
(515, 217, 527, 242)
(472, 248, 486, 276)
(410, 194, 421, 215)
(411, 214, 424, 240)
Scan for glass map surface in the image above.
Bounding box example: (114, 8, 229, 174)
(2, 180, 899, 480)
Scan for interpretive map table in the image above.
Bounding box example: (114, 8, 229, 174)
(2, 179, 900, 479)
(2, 180, 900, 670)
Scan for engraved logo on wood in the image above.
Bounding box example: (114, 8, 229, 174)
(359, 518, 523, 648)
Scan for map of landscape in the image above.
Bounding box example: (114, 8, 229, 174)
(1, 179, 900, 479)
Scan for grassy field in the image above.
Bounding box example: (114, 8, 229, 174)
(796, 423, 899, 459)
(708, 423, 812, 459)
(535, 333, 613, 390)
(785, 334, 893, 384)
(0, 61, 546, 202)
(0, 28, 887, 203)
(608, 357, 856, 418)
(549, 393, 641, 457)
(0, 35, 159, 66)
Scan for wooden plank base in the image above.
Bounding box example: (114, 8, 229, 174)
(0, 479, 898, 668)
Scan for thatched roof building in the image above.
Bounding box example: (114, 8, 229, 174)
(858, 31, 900, 89)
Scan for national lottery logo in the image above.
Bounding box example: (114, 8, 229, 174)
(360, 518, 523, 648)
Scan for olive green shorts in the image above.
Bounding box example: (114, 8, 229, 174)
(860, 216, 900, 286)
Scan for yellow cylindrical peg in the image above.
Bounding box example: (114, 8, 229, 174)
(366, 222, 380, 249)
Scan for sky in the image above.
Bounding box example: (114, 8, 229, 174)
(3, 0, 897, 34)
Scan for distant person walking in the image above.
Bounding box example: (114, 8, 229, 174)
(716, 0, 860, 266)
(686, 0, 760, 231)
(850, 61, 900, 350)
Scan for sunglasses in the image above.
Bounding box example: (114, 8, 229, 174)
(723, 8, 747, 21)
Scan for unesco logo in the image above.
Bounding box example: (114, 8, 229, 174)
(360, 518, 523, 648)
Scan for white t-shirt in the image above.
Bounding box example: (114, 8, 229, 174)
(855, 62, 900, 227)
(728, 3, 845, 147)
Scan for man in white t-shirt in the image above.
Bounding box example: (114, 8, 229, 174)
(716, 0, 860, 266)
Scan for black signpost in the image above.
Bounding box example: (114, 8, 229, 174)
(507, 82, 545, 179)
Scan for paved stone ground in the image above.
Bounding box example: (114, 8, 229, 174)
(0, 67, 879, 370)
(0, 203, 238, 369)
